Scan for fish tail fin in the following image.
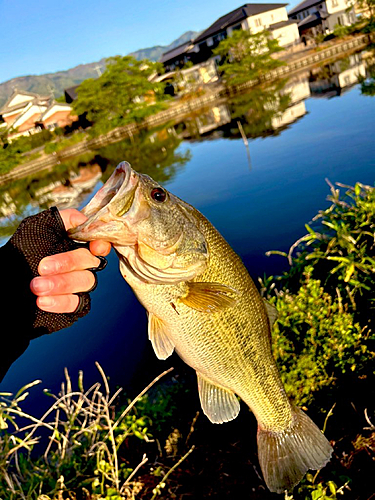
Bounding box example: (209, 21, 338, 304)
(257, 406, 333, 494)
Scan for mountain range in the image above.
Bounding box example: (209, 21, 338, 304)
(0, 31, 198, 110)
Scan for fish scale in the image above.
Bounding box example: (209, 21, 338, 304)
(69, 161, 333, 494)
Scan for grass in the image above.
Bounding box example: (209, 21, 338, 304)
(0, 364, 195, 499)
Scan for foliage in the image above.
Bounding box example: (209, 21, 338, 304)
(359, 56, 375, 95)
(227, 80, 291, 138)
(266, 182, 375, 318)
(357, 0, 375, 23)
(0, 129, 55, 174)
(333, 23, 351, 38)
(213, 28, 284, 85)
(44, 131, 87, 154)
(268, 266, 373, 406)
(97, 127, 191, 185)
(72, 56, 168, 135)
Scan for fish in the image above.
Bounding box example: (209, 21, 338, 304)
(69, 161, 332, 493)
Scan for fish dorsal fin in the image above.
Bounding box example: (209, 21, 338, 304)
(179, 282, 239, 313)
(148, 313, 175, 360)
(197, 373, 240, 424)
(263, 299, 278, 328)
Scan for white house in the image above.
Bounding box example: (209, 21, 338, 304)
(288, 0, 356, 37)
(0, 90, 77, 139)
(160, 4, 301, 74)
(193, 3, 300, 53)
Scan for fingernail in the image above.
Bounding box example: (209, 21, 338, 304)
(38, 296, 56, 308)
(32, 278, 54, 293)
(39, 259, 59, 274)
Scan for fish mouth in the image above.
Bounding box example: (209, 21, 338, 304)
(68, 161, 139, 244)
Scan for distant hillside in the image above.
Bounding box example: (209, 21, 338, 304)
(0, 31, 198, 109)
(129, 31, 198, 61)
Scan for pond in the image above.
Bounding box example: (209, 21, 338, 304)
(0, 49, 374, 415)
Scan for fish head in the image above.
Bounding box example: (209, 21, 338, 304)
(69, 161, 209, 284)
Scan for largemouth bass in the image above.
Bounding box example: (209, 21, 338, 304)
(69, 161, 332, 493)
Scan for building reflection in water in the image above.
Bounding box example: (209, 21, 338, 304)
(309, 52, 367, 98)
(0, 49, 371, 232)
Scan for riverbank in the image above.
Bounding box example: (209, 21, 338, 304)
(0, 31, 374, 187)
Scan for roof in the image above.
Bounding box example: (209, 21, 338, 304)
(64, 85, 80, 103)
(269, 19, 299, 29)
(160, 41, 194, 64)
(297, 10, 328, 26)
(288, 0, 322, 16)
(0, 90, 50, 114)
(194, 3, 288, 43)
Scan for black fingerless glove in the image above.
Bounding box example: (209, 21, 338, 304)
(3, 207, 97, 336)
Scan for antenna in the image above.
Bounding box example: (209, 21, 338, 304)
(47, 85, 55, 98)
(93, 65, 103, 77)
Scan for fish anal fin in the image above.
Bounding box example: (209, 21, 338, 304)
(257, 406, 333, 493)
(197, 373, 240, 424)
(148, 313, 175, 360)
(180, 282, 239, 313)
(263, 299, 278, 328)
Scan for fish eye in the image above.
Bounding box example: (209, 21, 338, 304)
(151, 187, 167, 203)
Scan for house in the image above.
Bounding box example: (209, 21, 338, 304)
(159, 40, 198, 73)
(0, 90, 78, 139)
(159, 4, 300, 73)
(64, 85, 80, 103)
(192, 4, 300, 59)
(288, 0, 356, 38)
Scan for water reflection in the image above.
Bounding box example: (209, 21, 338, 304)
(1, 49, 372, 232)
(309, 51, 367, 98)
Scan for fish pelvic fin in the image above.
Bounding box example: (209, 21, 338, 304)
(197, 373, 240, 424)
(257, 406, 333, 494)
(179, 282, 239, 313)
(148, 313, 175, 360)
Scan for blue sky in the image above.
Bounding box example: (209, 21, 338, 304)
(0, 0, 298, 84)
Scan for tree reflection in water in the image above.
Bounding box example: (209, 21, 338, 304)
(175, 80, 292, 142)
(0, 128, 191, 240)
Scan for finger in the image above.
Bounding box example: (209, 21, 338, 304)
(90, 240, 111, 256)
(38, 248, 100, 275)
(31, 270, 96, 296)
(59, 209, 88, 231)
(37, 294, 80, 314)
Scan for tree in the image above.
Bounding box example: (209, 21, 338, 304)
(213, 28, 284, 86)
(357, 0, 375, 24)
(72, 56, 167, 135)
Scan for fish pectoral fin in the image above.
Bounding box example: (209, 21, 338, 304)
(197, 373, 240, 424)
(148, 313, 175, 360)
(179, 282, 239, 313)
(263, 299, 278, 328)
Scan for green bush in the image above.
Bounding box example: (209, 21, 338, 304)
(267, 182, 375, 319)
(269, 266, 373, 406)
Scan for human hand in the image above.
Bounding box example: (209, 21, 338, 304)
(30, 209, 111, 314)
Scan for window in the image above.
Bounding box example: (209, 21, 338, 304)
(255, 18, 262, 27)
(332, 0, 338, 6)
